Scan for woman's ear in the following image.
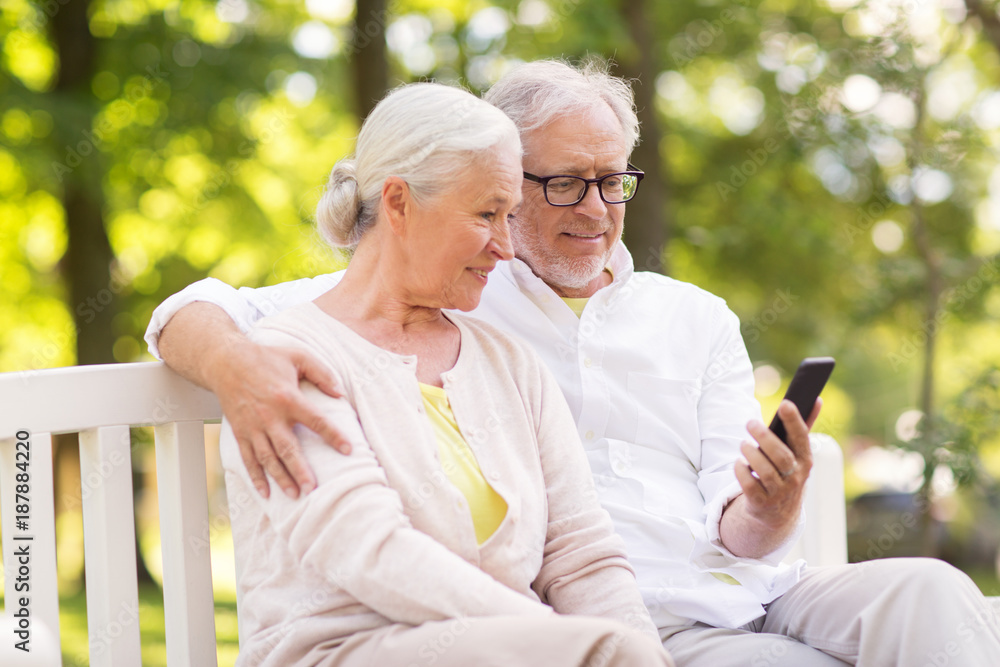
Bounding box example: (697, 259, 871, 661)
(381, 176, 411, 236)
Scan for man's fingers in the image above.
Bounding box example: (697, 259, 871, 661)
(292, 349, 342, 399)
(237, 435, 270, 499)
(269, 425, 318, 495)
(747, 419, 798, 478)
(289, 401, 352, 456)
(253, 434, 300, 499)
(734, 460, 766, 499)
(740, 441, 781, 493)
(776, 400, 813, 462)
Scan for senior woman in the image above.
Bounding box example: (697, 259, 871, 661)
(221, 82, 673, 667)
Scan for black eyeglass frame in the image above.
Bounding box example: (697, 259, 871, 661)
(522, 163, 645, 206)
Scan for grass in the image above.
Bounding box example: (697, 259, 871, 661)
(0, 584, 240, 666)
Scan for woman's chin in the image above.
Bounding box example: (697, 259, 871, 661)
(447, 291, 484, 312)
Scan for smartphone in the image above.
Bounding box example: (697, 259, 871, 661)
(768, 357, 835, 444)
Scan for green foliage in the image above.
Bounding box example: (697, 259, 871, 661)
(3, 0, 1000, 575)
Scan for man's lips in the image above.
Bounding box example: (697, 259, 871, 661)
(562, 231, 605, 239)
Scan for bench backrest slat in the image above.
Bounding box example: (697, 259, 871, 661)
(80, 425, 143, 666)
(154, 421, 219, 666)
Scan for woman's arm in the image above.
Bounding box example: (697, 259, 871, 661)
(528, 361, 659, 639)
(225, 346, 553, 626)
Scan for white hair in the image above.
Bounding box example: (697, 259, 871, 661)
(316, 82, 521, 248)
(484, 58, 640, 155)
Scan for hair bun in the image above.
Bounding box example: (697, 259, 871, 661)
(316, 158, 361, 247)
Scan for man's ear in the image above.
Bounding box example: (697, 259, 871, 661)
(381, 176, 411, 236)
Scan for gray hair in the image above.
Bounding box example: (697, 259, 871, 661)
(484, 58, 640, 156)
(317, 82, 521, 248)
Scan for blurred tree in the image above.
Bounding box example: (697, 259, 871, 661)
(352, 0, 389, 118)
(616, 0, 670, 274)
(3, 0, 1000, 576)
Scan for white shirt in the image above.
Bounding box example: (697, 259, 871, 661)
(145, 244, 805, 630)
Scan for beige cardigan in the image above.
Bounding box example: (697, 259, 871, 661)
(222, 303, 656, 666)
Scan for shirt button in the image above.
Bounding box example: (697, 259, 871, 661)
(584, 358, 592, 368)
(612, 461, 628, 476)
(585, 430, 595, 440)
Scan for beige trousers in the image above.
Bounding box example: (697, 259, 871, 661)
(662, 558, 1000, 666)
(306, 614, 674, 667)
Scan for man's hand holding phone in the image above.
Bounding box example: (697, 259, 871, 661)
(722, 358, 834, 558)
(738, 358, 834, 527)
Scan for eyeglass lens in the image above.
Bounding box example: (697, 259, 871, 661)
(546, 174, 639, 205)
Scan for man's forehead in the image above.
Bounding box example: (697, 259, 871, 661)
(520, 104, 628, 171)
(522, 141, 628, 174)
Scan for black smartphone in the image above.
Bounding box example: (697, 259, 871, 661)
(768, 357, 835, 444)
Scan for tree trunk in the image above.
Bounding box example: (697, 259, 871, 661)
(964, 0, 1000, 59)
(51, 0, 154, 585)
(351, 0, 390, 120)
(617, 0, 671, 275)
(908, 86, 943, 558)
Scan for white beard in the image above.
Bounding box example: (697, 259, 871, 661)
(512, 226, 616, 291)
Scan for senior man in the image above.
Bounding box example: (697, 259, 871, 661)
(146, 60, 1000, 665)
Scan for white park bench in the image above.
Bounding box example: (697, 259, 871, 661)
(0, 361, 848, 666)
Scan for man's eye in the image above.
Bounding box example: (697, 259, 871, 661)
(603, 176, 623, 188)
(548, 179, 576, 191)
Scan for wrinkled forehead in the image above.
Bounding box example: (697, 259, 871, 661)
(521, 102, 628, 171)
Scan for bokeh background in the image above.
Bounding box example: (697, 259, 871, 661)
(2, 0, 1000, 663)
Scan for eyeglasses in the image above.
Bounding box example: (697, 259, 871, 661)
(522, 163, 644, 206)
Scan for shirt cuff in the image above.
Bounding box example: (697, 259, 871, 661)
(144, 278, 258, 359)
(704, 480, 806, 566)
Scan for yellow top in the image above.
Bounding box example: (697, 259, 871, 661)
(419, 383, 508, 544)
(561, 297, 590, 318)
(559, 268, 614, 318)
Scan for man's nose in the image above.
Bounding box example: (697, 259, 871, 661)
(574, 182, 608, 220)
